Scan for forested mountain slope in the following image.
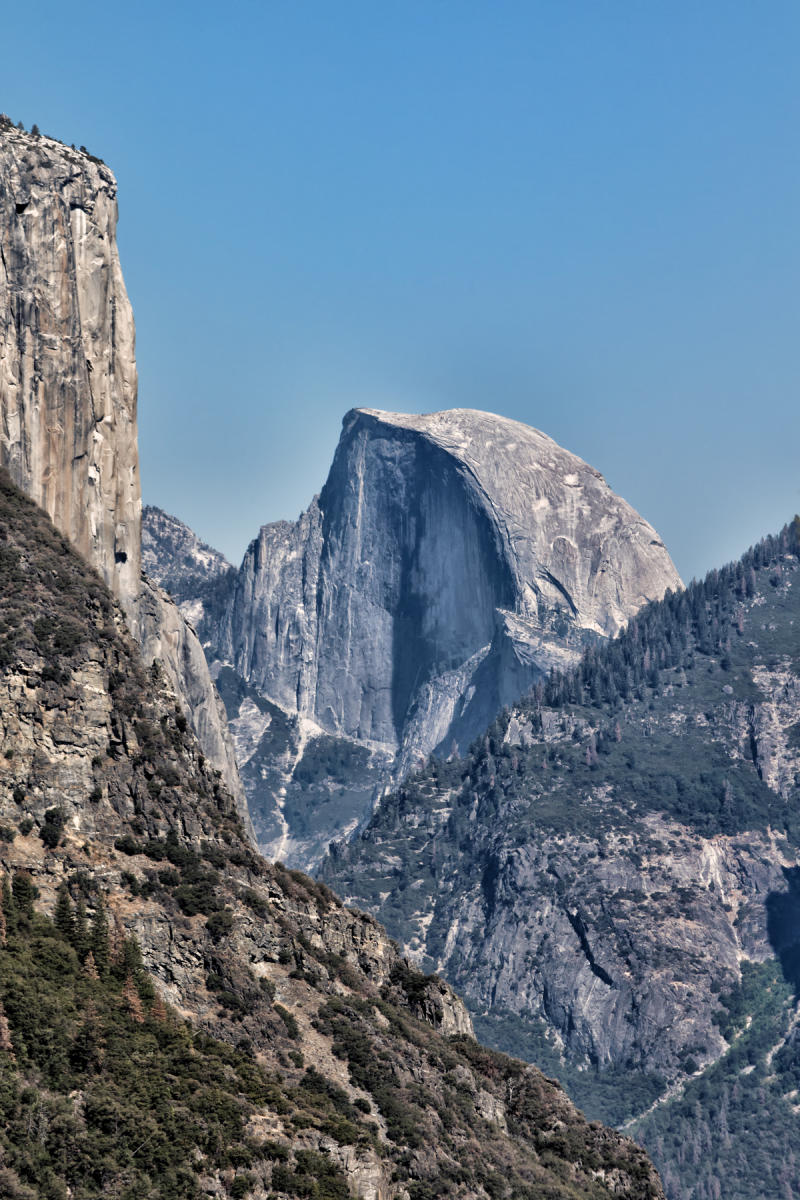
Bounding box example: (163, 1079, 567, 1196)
(321, 520, 800, 1200)
(0, 468, 663, 1200)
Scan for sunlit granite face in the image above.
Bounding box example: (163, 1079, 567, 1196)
(144, 406, 679, 867)
(0, 124, 140, 608)
(0, 124, 247, 822)
(221, 406, 681, 756)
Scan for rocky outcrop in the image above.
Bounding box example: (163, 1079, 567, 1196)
(0, 120, 140, 608)
(321, 535, 800, 1157)
(335, 809, 792, 1074)
(146, 408, 680, 868)
(223, 408, 681, 755)
(141, 503, 234, 632)
(219, 499, 324, 717)
(0, 122, 246, 821)
(133, 577, 253, 833)
(0, 466, 665, 1200)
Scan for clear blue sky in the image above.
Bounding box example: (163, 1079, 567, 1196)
(7, 2, 800, 581)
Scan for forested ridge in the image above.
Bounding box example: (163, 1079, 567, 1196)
(540, 517, 800, 711)
(0, 468, 666, 1199)
(352, 515, 800, 847)
(321, 519, 800, 1200)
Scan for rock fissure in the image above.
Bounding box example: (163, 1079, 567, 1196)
(565, 907, 616, 989)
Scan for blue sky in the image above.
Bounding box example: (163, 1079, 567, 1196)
(8, 2, 800, 581)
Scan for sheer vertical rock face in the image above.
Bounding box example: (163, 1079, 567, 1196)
(0, 125, 247, 824)
(219, 501, 324, 717)
(0, 125, 140, 608)
(222, 407, 682, 760)
(145, 406, 680, 866)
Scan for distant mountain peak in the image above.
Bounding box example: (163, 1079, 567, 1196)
(145, 407, 681, 870)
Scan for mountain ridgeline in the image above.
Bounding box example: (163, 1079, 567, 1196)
(0, 119, 667, 1200)
(8, 109, 800, 1200)
(143, 408, 680, 868)
(321, 519, 800, 1200)
(0, 468, 665, 1200)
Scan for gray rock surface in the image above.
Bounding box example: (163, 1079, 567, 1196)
(133, 578, 254, 836)
(0, 122, 246, 821)
(142, 503, 234, 631)
(0, 481, 665, 1200)
(0, 123, 140, 607)
(224, 408, 681, 758)
(321, 731, 800, 1081)
(319, 549, 800, 1137)
(219, 499, 324, 717)
(147, 407, 680, 867)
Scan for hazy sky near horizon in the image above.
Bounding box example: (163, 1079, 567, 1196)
(6, 2, 800, 582)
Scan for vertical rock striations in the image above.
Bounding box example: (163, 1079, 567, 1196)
(0, 465, 666, 1200)
(219, 500, 324, 717)
(0, 121, 140, 608)
(319, 525, 800, 1195)
(0, 121, 247, 824)
(133, 577, 254, 838)
(224, 407, 681, 756)
(147, 407, 681, 867)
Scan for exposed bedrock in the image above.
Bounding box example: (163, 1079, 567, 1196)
(143, 406, 680, 865)
(0, 124, 139, 607)
(0, 123, 246, 822)
(221, 406, 681, 761)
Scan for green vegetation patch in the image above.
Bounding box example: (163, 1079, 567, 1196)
(633, 961, 800, 1200)
(0, 876, 361, 1200)
(473, 1008, 667, 1127)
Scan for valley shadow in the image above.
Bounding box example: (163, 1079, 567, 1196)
(766, 866, 800, 995)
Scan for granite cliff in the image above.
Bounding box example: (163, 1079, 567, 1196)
(145, 408, 680, 867)
(0, 120, 139, 607)
(0, 464, 665, 1200)
(142, 503, 235, 631)
(222, 408, 681, 755)
(0, 119, 245, 819)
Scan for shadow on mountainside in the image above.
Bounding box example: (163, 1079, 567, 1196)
(767, 865, 800, 994)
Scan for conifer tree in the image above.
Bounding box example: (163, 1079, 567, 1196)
(90, 900, 110, 973)
(0, 1000, 14, 1058)
(150, 992, 168, 1023)
(109, 914, 125, 967)
(73, 896, 89, 960)
(83, 950, 99, 980)
(120, 935, 144, 979)
(54, 882, 74, 940)
(0, 876, 7, 946)
(71, 999, 101, 1071)
(11, 871, 36, 917)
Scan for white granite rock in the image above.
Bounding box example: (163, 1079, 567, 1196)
(0, 124, 247, 823)
(0, 125, 140, 608)
(223, 407, 681, 763)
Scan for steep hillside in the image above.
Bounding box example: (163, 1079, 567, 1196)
(144, 408, 680, 868)
(142, 504, 236, 632)
(0, 118, 245, 815)
(321, 522, 800, 1198)
(0, 468, 663, 1200)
